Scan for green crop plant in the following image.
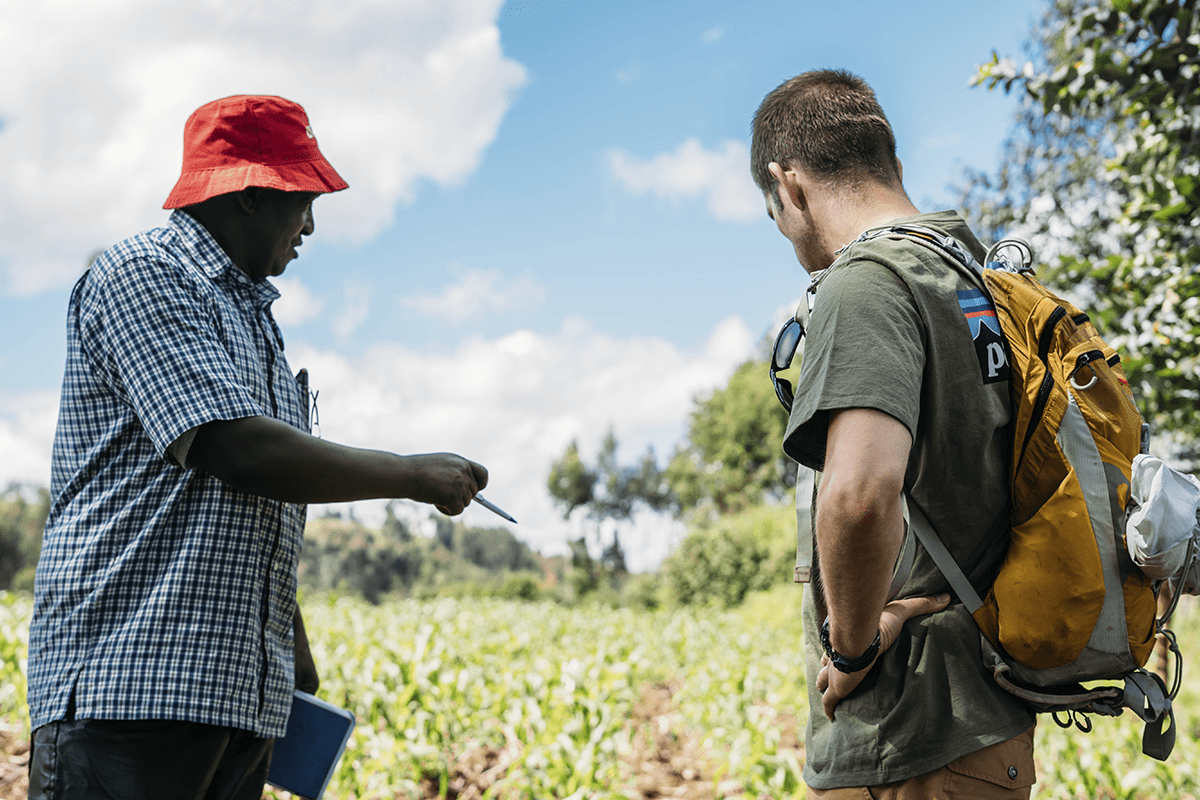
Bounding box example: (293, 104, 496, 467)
(0, 588, 1196, 798)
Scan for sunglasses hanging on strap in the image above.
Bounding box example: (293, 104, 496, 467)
(769, 289, 811, 411)
(769, 249, 852, 411)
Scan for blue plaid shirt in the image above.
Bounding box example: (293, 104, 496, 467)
(28, 210, 308, 736)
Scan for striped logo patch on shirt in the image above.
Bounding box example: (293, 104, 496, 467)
(958, 289, 1010, 384)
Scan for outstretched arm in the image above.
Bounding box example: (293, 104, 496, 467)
(186, 415, 487, 514)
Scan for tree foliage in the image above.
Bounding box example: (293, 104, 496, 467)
(547, 428, 666, 593)
(545, 440, 595, 518)
(547, 429, 672, 522)
(0, 485, 49, 591)
(665, 359, 795, 518)
(658, 504, 797, 608)
(967, 0, 1200, 449)
(299, 511, 542, 603)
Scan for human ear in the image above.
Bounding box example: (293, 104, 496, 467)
(767, 162, 805, 214)
(236, 187, 260, 215)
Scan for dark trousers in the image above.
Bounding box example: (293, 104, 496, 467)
(28, 719, 274, 800)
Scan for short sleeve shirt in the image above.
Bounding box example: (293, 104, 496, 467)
(784, 211, 1035, 788)
(27, 210, 309, 737)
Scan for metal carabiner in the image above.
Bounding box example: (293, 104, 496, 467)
(1070, 363, 1099, 391)
(1070, 350, 1104, 391)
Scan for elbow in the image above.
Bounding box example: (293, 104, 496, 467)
(191, 416, 293, 496)
(816, 469, 904, 531)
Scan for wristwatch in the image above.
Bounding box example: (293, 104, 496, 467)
(820, 617, 881, 674)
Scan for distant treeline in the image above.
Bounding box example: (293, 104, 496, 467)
(0, 486, 564, 603)
(301, 504, 556, 603)
(0, 480, 800, 609)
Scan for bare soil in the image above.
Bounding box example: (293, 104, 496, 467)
(0, 724, 28, 800)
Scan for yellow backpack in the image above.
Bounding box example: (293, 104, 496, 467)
(870, 225, 1179, 760)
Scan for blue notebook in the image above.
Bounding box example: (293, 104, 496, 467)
(267, 691, 356, 800)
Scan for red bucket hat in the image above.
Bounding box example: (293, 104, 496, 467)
(163, 95, 349, 209)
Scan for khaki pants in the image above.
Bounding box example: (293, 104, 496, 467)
(808, 726, 1035, 800)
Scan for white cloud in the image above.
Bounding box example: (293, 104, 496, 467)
(0, 316, 756, 571)
(701, 26, 725, 43)
(332, 280, 372, 342)
(271, 276, 325, 326)
(0, 390, 59, 489)
(608, 139, 763, 223)
(296, 314, 755, 571)
(400, 268, 546, 322)
(0, 0, 526, 296)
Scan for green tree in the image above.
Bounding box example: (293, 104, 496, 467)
(433, 514, 455, 551)
(546, 439, 595, 516)
(298, 511, 543, 603)
(547, 429, 671, 521)
(381, 502, 413, 544)
(600, 530, 628, 577)
(453, 525, 538, 572)
(0, 484, 50, 590)
(547, 428, 667, 592)
(665, 359, 795, 518)
(567, 535, 600, 596)
(968, 0, 1200, 452)
(659, 504, 797, 608)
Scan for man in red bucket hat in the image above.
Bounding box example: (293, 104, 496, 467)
(27, 95, 489, 798)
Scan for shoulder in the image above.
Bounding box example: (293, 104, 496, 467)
(80, 224, 211, 311)
(822, 213, 990, 319)
(840, 211, 986, 280)
(815, 255, 917, 324)
(821, 255, 909, 291)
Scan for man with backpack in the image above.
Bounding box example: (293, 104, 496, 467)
(752, 70, 1038, 797)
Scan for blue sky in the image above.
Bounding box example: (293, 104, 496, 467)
(0, 0, 1047, 568)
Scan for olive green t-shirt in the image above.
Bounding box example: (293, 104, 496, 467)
(784, 211, 1035, 788)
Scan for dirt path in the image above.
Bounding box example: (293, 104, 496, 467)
(0, 724, 28, 800)
(622, 681, 732, 799)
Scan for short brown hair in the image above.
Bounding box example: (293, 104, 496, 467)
(750, 70, 900, 197)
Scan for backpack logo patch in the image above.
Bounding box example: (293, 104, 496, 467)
(958, 289, 1010, 384)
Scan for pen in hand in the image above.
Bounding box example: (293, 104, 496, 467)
(473, 494, 517, 524)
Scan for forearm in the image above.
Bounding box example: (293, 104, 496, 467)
(816, 476, 905, 656)
(816, 408, 910, 657)
(188, 415, 483, 507)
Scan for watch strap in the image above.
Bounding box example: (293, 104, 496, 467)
(820, 617, 881, 673)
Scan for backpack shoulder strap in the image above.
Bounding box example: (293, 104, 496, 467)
(849, 224, 990, 293)
(905, 495, 985, 614)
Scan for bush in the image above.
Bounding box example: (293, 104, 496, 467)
(497, 572, 541, 601)
(0, 486, 49, 591)
(660, 504, 797, 608)
(622, 571, 666, 610)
